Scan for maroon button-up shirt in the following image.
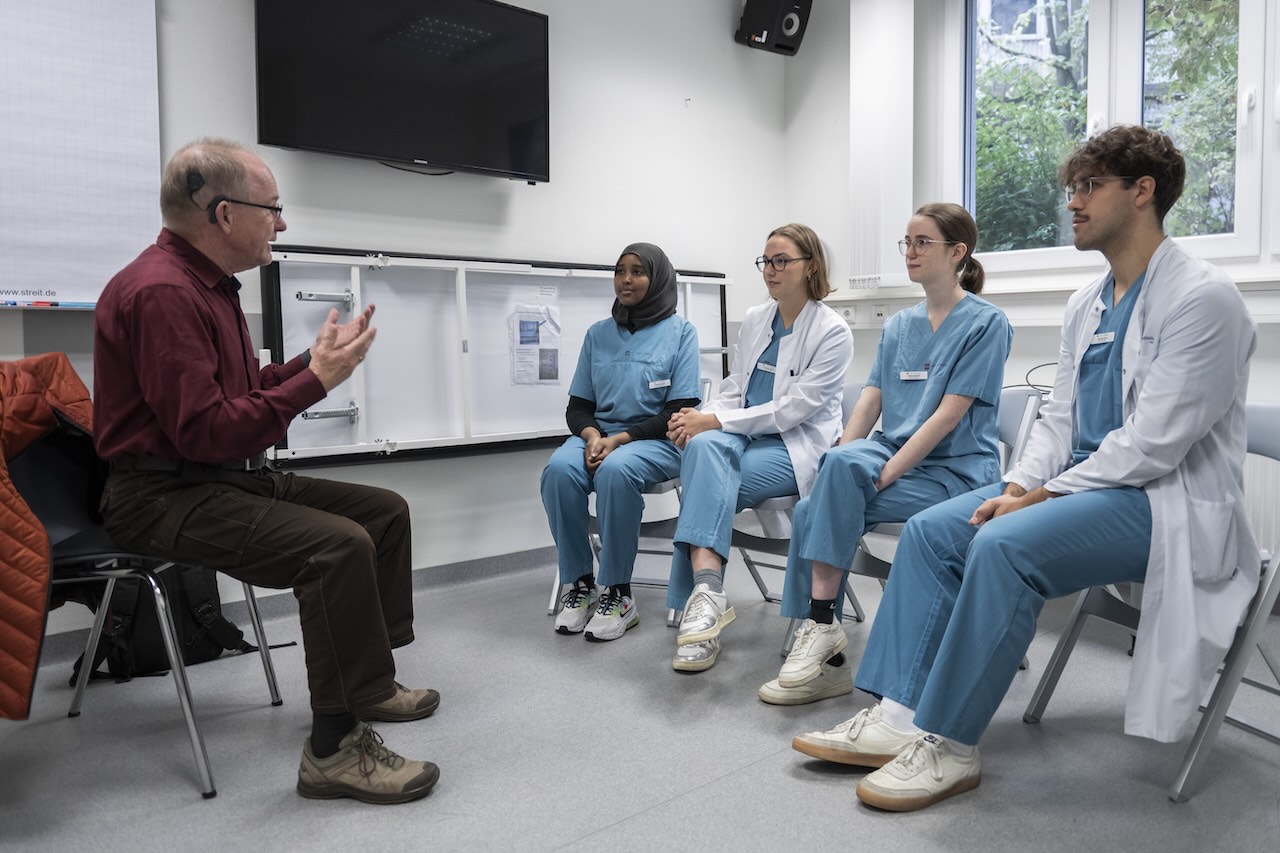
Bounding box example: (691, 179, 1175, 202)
(93, 229, 325, 464)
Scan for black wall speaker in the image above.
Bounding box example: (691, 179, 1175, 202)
(734, 0, 813, 57)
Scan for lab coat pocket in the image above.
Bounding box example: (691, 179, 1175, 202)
(1186, 496, 1237, 583)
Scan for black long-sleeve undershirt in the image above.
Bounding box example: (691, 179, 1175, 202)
(565, 395, 701, 442)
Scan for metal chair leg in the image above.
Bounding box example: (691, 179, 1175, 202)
(142, 570, 216, 799)
(68, 575, 117, 718)
(1170, 563, 1280, 801)
(780, 617, 801, 658)
(842, 576, 865, 623)
(547, 575, 562, 615)
(241, 583, 282, 707)
(1023, 589, 1092, 723)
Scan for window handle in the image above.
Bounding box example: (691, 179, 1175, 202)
(1236, 85, 1256, 133)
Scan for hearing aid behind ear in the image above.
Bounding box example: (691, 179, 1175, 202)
(187, 171, 224, 224)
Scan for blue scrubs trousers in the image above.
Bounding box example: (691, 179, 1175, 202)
(665, 431, 797, 609)
(855, 482, 1152, 745)
(541, 436, 683, 587)
(779, 439, 963, 620)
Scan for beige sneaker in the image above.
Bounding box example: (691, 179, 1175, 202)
(359, 681, 440, 722)
(778, 619, 848, 687)
(791, 704, 919, 767)
(758, 655, 852, 705)
(855, 734, 981, 811)
(298, 723, 439, 804)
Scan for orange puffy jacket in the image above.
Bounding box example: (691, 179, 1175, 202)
(0, 352, 93, 720)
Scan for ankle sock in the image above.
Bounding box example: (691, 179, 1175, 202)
(692, 568, 723, 593)
(827, 652, 846, 667)
(879, 697, 920, 733)
(574, 573, 594, 590)
(945, 739, 976, 757)
(808, 598, 837, 624)
(608, 583, 631, 598)
(311, 711, 358, 758)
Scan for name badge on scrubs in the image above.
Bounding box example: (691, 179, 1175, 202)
(1091, 332, 1116, 345)
(756, 362, 777, 374)
(649, 379, 671, 389)
(899, 370, 928, 381)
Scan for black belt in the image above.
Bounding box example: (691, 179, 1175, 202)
(114, 453, 267, 474)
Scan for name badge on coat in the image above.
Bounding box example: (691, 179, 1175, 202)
(1091, 332, 1116, 345)
(900, 370, 928, 381)
(756, 362, 777, 374)
(649, 378, 671, 389)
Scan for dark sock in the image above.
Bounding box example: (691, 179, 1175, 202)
(809, 598, 838, 624)
(574, 572, 594, 589)
(828, 652, 846, 667)
(311, 711, 358, 758)
(609, 583, 632, 598)
(692, 568, 723, 593)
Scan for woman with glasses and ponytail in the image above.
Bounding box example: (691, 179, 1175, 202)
(664, 223, 853, 673)
(757, 203, 1011, 706)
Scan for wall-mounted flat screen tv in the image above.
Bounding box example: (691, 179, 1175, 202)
(256, 0, 550, 183)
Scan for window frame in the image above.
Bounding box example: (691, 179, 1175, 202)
(960, 0, 1265, 281)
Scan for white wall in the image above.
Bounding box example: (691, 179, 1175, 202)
(157, 0, 788, 321)
(154, 0, 794, 575)
(25, 0, 1280, 634)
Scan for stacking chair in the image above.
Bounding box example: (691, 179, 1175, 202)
(849, 386, 1044, 586)
(547, 379, 709, 627)
(9, 424, 281, 799)
(547, 477, 683, 626)
(734, 379, 869, 647)
(1023, 400, 1280, 802)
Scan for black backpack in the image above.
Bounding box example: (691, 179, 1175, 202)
(70, 565, 256, 685)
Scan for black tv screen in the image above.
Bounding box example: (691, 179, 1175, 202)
(255, 0, 550, 183)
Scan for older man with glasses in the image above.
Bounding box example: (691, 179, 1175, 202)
(94, 137, 440, 805)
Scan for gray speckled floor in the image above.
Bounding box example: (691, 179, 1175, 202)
(3, 546, 1278, 853)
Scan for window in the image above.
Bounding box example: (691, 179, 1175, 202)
(972, 0, 1088, 252)
(967, 0, 1262, 264)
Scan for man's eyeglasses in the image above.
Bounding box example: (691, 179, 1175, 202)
(897, 238, 956, 256)
(1063, 175, 1135, 202)
(210, 196, 285, 220)
(755, 254, 811, 272)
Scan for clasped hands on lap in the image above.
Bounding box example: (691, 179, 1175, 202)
(666, 407, 721, 449)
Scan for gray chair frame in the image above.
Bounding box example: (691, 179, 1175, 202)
(547, 477, 683, 626)
(10, 426, 281, 799)
(1022, 400, 1280, 802)
(847, 386, 1044, 604)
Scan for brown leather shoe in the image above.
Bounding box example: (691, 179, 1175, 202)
(359, 681, 441, 722)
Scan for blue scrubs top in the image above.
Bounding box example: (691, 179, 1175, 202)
(742, 311, 788, 407)
(742, 312, 788, 440)
(1072, 271, 1146, 463)
(744, 310, 792, 409)
(569, 314, 701, 436)
(866, 294, 1012, 490)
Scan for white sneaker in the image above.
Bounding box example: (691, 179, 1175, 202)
(791, 704, 920, 767)
(554, 582, 598, 635)
(855, 734, 981, 812)
(672, 639, 720, 672)
(778, 619, 848, 688)
(584, 589, 638, 641)
(676, 583, 735, 645)
(758, 656, 853, 705)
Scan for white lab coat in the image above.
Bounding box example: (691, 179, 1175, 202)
(1007, 238, 1258, 742)
(705, 298, 853, 498)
